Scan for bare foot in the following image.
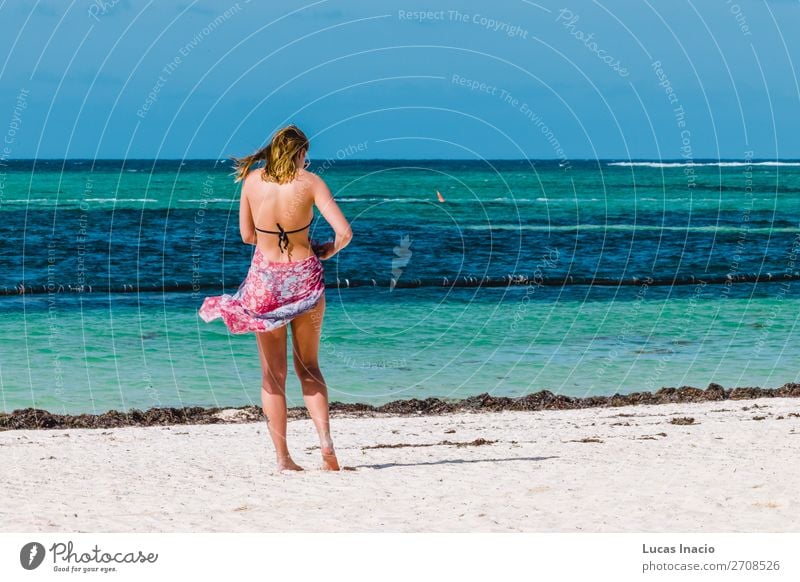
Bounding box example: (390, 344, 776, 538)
(321, 445, 340, 471)
(276, 456, 304, 472)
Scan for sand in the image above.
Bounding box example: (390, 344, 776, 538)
(1, 397, 799, 532)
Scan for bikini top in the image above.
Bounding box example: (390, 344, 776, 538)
(254, 217, 313, 254)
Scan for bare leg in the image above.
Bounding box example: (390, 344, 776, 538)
(255, 326, 303, 471)
(290, 294, 340, 471)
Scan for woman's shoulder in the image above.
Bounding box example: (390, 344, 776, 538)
(299, 169, 329, 189)
(298, 168, 320, 180)
(245, 167, 265, 182)
(291, 169, 324, 190)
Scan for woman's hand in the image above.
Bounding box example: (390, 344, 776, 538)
(312, 240, 336, 260)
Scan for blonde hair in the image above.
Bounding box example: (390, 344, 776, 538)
(231, 125, 309, 184)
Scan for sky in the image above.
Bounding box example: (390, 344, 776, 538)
(0, 0, 799, 160)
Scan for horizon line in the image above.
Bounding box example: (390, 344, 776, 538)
(4, 157, 800, 162)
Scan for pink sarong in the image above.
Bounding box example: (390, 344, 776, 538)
(198, 247, 325, 334)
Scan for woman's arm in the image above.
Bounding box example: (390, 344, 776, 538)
(312, 174, 352, 259)
(239, 176, 256, 245)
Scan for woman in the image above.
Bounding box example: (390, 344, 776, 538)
(199, 125, 352, 472)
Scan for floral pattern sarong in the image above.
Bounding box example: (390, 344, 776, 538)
(198, 248, 325, 334)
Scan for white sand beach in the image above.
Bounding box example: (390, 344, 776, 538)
(2, 397, 799, 533)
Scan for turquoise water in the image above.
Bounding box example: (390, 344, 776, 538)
(1, 159, 800, 414)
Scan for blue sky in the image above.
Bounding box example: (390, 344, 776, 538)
(1, 0, 798, 159)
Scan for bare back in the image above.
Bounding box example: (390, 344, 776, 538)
(239, 164, 351, 263)
(245, 169, 315, 262)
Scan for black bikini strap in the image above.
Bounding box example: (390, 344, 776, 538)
(282, 217, 314, 234)
(275, 223, 289, 253)
(255, 217, 313, 253)
(254, 217, 313, 235)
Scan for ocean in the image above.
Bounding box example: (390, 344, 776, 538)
(2, 158, 800, 415)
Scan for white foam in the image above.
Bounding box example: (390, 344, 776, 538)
(465, 224, 794, 234)
(609, 161, 800, 168)
(83, 198, 158, 202)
